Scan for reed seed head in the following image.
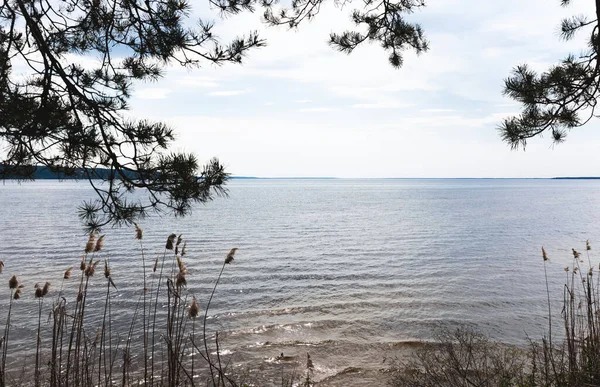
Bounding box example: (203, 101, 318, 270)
(572, 248, 581, 259)
(189, 298, 200, 319)
(85, 260, 99, 277)
(306, 353, 314, 370)
(14, 288, 21, 300)
(104, 259, 110, 278)
(9, 275, 18, 289)
(134, 223, 143, 240)
(589, 268, 593, 276)
(565, 266, 569, 272)
(175, 271, 187, 288)
(175, 234, 183, 255)
(177, 256, 187, 274)
(541, 247, 548, 261)
(80, 256, 86, 271)
(64, 267, 73, 280)
(166, 233, 177, 250)
(181, 241, 187, 257)
(225, 248, 238, 264)
(94, 235, 105, 252)
(77, 291, 83, 302)
(34, 283, 43, 298)
(0, 260, 3, 274)
(42, 281, 50, 296)
(587, 239, 592, 251)
(85, 233, 96, 254)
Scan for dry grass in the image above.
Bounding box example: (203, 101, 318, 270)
(390, 241, 600, 387)
(0, 229, 243, 387)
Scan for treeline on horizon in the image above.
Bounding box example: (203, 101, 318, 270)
(2, 166, 599, 180)
(0, 165, 263, 180)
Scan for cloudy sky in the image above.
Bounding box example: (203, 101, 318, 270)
(128, 0, 600, 178)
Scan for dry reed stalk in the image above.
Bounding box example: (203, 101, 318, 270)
(34, 282, 49, 387)
(1, 275, 20, 387)
(133, 223, 150, 386)
(202, 248, 239, 386)
(150, 238, 171, 384)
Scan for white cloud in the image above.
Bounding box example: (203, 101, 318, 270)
(176, 76, 219, 88)
(420, 109, 457, 113)
(298, 107, 336, 112)
(354, 102, 414, 109)
(207, 90, 249, 96)
(134, 88, 173, 100)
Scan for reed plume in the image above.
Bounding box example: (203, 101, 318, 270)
(64, 267, 73, 280)
(189, 298, 200, 319)
(306, 353, 314, 370)
(177, 256, 187, 274)
(35, 283, 43, 298)
(13, 285, 23, 300)
(8, 275, 18, 290)
(176, 271, 187, 288)
(85, 260, 99, 277)
(85, 233, 96, 254)
(181, 241, 187, 256)
(94, 235, 105, 252)
(166, 233, 177, 250)
(225, 248, 238, 264)
(542, 246, 548, 261)
(175, 234, 183, 255)
(134, 222, 143, 240)
(0, 261, 3, 274)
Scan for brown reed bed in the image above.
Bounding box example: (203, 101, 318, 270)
(0, 228, 249, 387)
(389, 241, 600, 387)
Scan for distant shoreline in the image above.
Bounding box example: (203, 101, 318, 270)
(2, 166, 599, 180)
(552, 177, 600, 180)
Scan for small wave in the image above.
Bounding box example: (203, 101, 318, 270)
(226, 321, 335, 337)
(258, 339, 336, 348)
(210, 349, 233, 356)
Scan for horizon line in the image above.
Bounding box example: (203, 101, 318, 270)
(231, 176, 600, 180)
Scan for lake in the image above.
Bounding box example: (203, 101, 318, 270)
(1, 179, 599, 384)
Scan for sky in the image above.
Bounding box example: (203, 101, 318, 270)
(126, 0, 600, 178)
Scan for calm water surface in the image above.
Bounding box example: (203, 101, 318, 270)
(1, 179, 600, 384)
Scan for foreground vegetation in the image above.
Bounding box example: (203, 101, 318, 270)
(390, 242, 600, 387)
(0, 227, 315, 387)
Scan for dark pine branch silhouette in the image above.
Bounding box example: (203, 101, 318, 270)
(500, 0, 600, 149)
(0, 0, 428, 231)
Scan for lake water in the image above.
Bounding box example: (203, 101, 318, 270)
(1, 178, 600, 385)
